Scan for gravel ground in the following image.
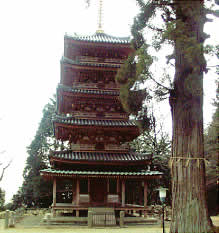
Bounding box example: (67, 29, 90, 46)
(0, 216, 168, 233)
(0, 226, 168, 233)
(0, 216, 218, 233)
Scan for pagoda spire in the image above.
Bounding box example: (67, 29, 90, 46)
(96, 0, 104, 33)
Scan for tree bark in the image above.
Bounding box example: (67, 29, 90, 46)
(169, 1, 214, 232)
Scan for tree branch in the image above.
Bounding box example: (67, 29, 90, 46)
(0, 160, 12, 182)
(205, 9, 219, 18)
(147, 24, 164, 32)
(166, 53, 175, 64)
(149, 75, 172, 91)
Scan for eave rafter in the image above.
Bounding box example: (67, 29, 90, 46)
(41, 169, 162, 180)
(48, 150, 152, 167)
(54, 122, 139, 143)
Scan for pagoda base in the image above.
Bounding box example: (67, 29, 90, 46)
(51, 203, 149, 217)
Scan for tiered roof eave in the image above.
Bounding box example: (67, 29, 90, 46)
(53, 115, 140, 142)
(57, 84, 119, 96)
(61, 56, 122, 69)
(41, 31, 162, 185)
(64, 32, 131, 45)
(41, 168, 162, 180)
(48, 150, 153, 167)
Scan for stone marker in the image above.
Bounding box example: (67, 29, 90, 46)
(120, 211, 125, 227)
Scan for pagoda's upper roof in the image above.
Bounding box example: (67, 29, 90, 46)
(65, 32, 130, 44)
(53, 115, 136, 127)
(57, 84, 119, 96)
(61, 56, 121, 68)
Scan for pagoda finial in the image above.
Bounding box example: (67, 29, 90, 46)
(96, 0, 104, 34)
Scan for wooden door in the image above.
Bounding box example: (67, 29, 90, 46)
(90, 179, 107, 205)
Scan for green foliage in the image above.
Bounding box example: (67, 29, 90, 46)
(4, 202, 13, 211)
(22, 96, 60, 207)
(117, 0, 218, 126)
(10, 188, 23, 210)
(205, 84, 219, 179)
(132, 0, 156, 50)
(0, 188, 5, 210)
(130, 114, 171, 204)
(11, 96, 62, 208)
(116, 44, 153, 130)
(117, 2, 217, 230)
(204, 85, 218, 215)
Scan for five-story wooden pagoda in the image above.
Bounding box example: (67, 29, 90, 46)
(41, 31, 162, 219)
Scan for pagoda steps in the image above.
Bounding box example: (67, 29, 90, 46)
(89, 208, 116, 226)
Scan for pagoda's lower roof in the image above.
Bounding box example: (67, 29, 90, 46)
(53, 115, 136, 127)
(49, 150, 151, 163)
(53, 116, 139, 142)
(62, 57, 121, 68)
(40, 168, 162, 179)
(65, 33, 130, 44)
(57, 84, 119, 96)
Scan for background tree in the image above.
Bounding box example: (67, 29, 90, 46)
(204, 83, 218, 216)
(205, 83, 218, 179)
(116, 0, 218, 232)
(10, 188, 23, 210)
(0, 188, 5, 211)
(130, 112, 172, 205)
(18, 96, 62, 208)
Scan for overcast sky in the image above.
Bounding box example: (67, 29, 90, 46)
(0, 0, 218, 203)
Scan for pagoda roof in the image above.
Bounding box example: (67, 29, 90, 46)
(61, 56, 121, 68)
(57, 84, 119, 96)
(53, 115, 136, 127)
(65, 32, 130, 44)
(49, 150, 151, 163)
(41, 168, 162, 179)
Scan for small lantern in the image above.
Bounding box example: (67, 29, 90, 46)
(156, 187, 168, 233)
(157, 187, 168, 204)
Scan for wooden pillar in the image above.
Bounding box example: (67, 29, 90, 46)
(107, 178, 109, 193)
(144, 181, 148, 207)
(117, 179, 120, 193)
(76, 178, 80, 217)
(72, 179, 75, 204)
(76, 179, 80, 205)
(121, 179, 125, 207)
(88, 178, 90, 193)
(53, 177, 57, 217)
(88, 178, 90, 203)
(53, 177, 57, 206)
(144, 180, 148, 217)
(139, 181, 143, 206)
(117, 178, 120, 202)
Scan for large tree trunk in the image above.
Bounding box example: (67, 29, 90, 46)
(169, 1, 214, 232)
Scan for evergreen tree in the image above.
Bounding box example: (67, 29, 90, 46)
(21, 96, 61, 207)
(204, 83, 218, 215)
(205, 84, 218, 180)
(11, 188, 23, 210)
(0, 188, 5, 210)
(130, 113, 172, 204)
(116, 1, 218, 232)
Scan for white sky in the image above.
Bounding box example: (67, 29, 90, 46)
(0, 0, 218, 203)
